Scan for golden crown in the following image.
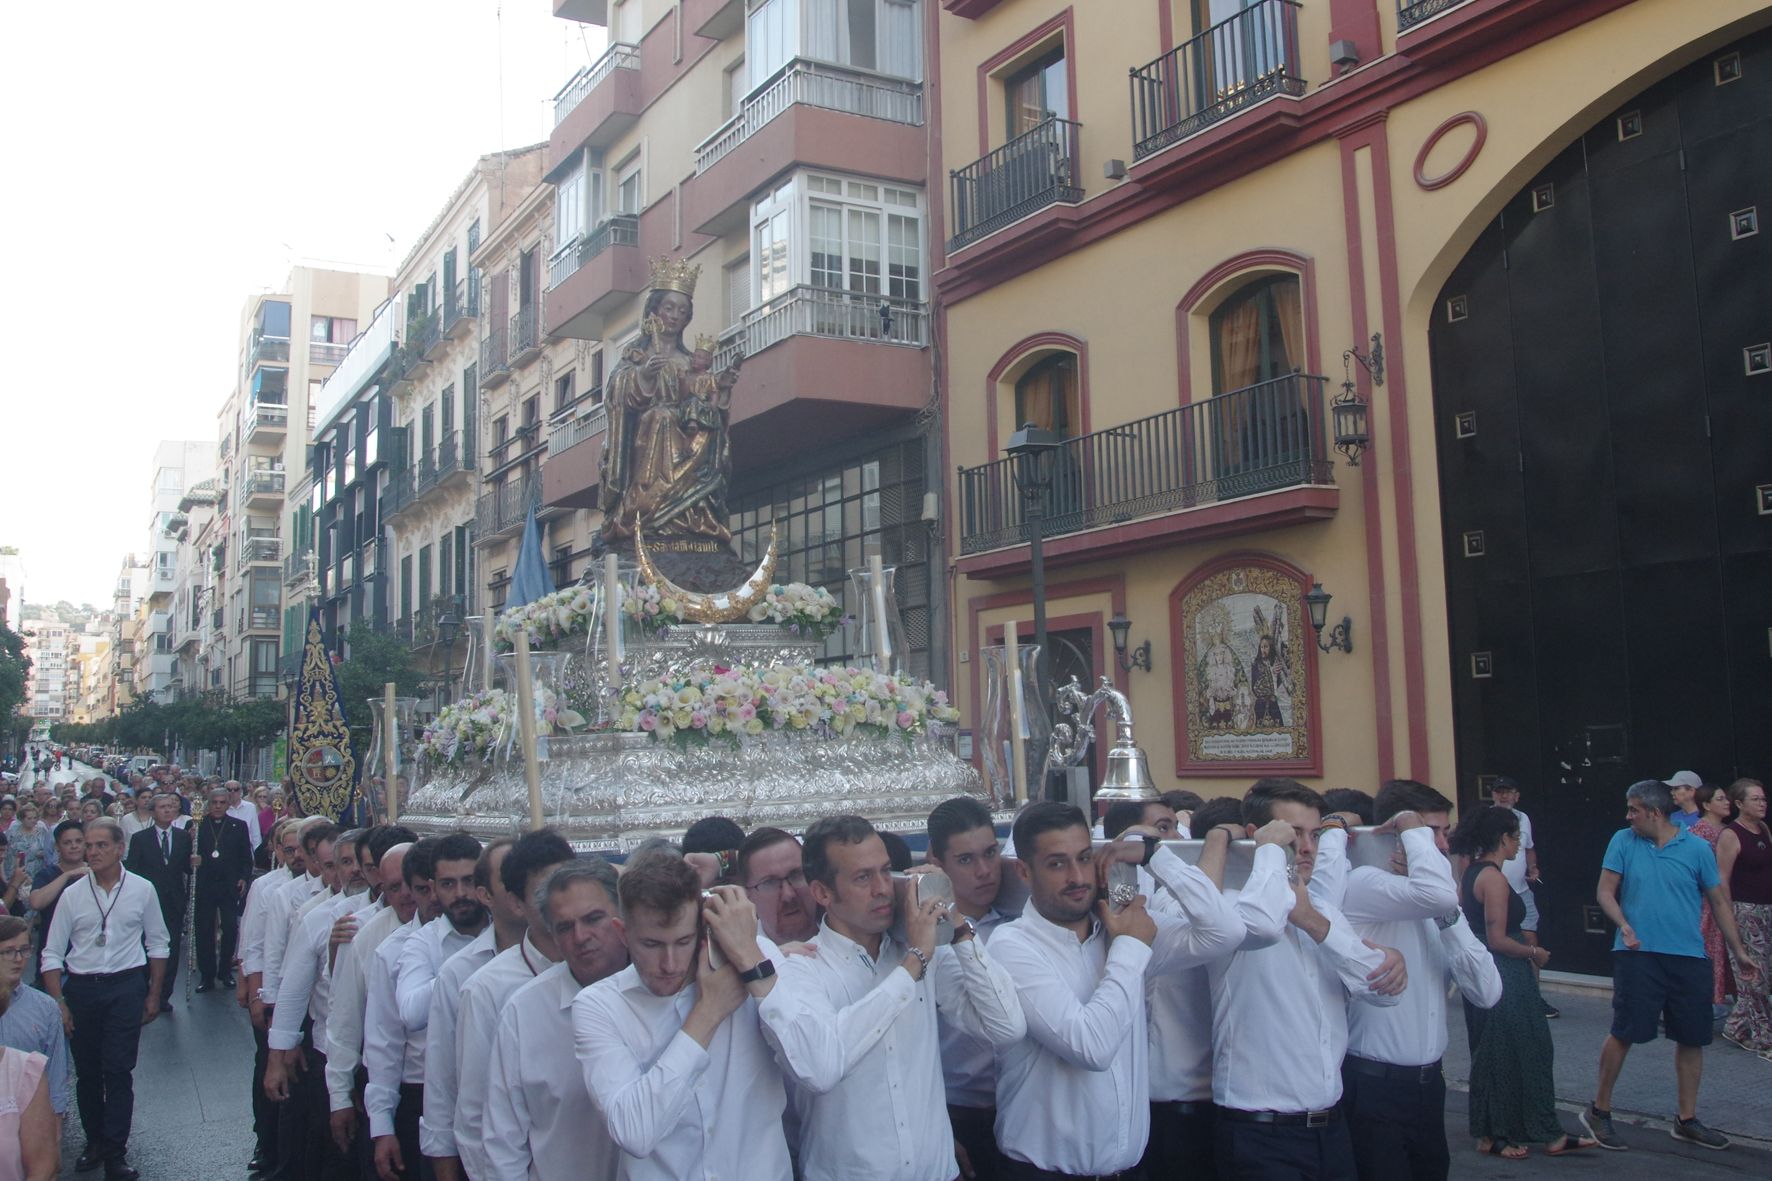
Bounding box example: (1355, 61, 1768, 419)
(693, 334, 718, 352)
(648, 256, 701, 297)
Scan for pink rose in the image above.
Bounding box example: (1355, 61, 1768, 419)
(639, 714, 657, 731)
(896, 710, 916, 730)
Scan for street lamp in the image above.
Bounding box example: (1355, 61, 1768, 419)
(435, 605, 460, 706)
(1106, 613, 1153, 673)
(1302, 581, 1354, 654)
(1005, 422, 1062, 695)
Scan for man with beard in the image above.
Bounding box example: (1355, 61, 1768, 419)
(368, 834, 475, 1181)
(266, 827, 379, 1179)
(737, 828, 818, 945)
(760, 815, 1025, 1181)
(191, 787, 253, 992)
(238, 818, 303, 1176)
(484, 858, 629, 1180)
(325, 831, 418, 1172)
(576, 853, 789, 1179)
(449, 829, 576, 1180)
(924, 796, 1014, 1181)
(418, 838, 513, 1181)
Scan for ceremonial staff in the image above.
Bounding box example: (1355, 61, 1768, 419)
(186, 841, 199, 1003)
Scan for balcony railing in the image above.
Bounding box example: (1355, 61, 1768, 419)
(696, 59, 924, 175)
(245, 400, 288, 438)
(240, 536, 283, 566)
(1129, 0, 1305, 160)
(243, 469, 285, 500)
(384, 466, 415, 516)
(957, 373, 1333, 554)
(553, 42, 641, 125)
(714, 286, 928, 370)
(283, 551, 314, 587)
(1397, 0, 1467, 30)
(548, 213, 640, 291)
(416, 433, 467, 495)
(509, 305, 541, 366)
(444, 279, 479, 335)
(309, 341, 349, 367)
(403, 310, 442, 374)
(948, 116, 1083, 251)
(547, 401, 609, 456)
(476, 478, 542, 539)
(480, 326, 511, 385)
(249, 335, 290, 369)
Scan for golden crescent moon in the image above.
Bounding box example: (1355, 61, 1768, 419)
(633, 522, 780, 623)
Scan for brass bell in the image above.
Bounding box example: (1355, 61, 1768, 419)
(1095, 739, 1159, 802)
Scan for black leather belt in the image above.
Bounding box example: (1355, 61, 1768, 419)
(1344, 1054, 1442, 1085)
(1219, 1107, 1341, 1127)
(1153, 1100, 1216, 1116)
(67, 966, 146, 983)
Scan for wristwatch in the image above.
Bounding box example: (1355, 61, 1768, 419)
(1139, 834, 1161, 867)
(1434, 912, 1461, 931)
(736, 958, 776, 985)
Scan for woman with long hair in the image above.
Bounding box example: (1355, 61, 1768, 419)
(1718, 778, 1772, 1056)
(1451, 806, 1597, 1158)
(1690, 784, 1737, 1014)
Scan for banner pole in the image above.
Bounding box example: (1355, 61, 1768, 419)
(513, 632, 545, 832)
(382, 681, 398, 823)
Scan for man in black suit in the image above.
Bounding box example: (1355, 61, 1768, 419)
(123, 792, 192, 1005)
(189, 786, 252, 993)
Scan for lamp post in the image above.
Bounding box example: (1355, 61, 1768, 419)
(1005, 422, 1062, 697)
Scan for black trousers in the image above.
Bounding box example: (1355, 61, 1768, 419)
(950, 1103, 1006, 1181)
(1142, 1101, 1217, 1179)
(64, 968, 149, 1157)
(1000, 1158, 1131, 1180)
(253, 1012, 281, 1165)
(1214, 1117, 1357, 1181)
(157, 909, 184, 1003)
(1341, 1060, 1449, 1181)
(194, 883, 240, 983)
(394, 1083, 434, 1181)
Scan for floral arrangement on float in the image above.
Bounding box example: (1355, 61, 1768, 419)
(418, 685, 589, 764)
(490, 579, 848, 648)
(613, 661, 960, 748)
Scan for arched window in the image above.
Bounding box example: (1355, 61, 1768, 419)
(1209, 274, 1304, 393)
(1012, 352, 1080, 439)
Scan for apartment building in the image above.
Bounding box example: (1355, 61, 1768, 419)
(98, 554, 147, 719)
(934, 0, 1772, 976)
(69, 632, 111, 726)
(164, 479, 221, 699)
(535, 0, 944, 676)
(138, 442, 215, 703)
(22, 618, 70, 725)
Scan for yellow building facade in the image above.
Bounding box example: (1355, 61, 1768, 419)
(936, 0, 1772, 972)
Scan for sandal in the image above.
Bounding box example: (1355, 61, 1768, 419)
(1479, 1139, 1529, 1159)
(1546, 1136, 1599, 1156)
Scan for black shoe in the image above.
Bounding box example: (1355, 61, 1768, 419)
(75, 1145, 107, 1171)
(195, 979, 214, 993)
(104, 1159, 140, 1181)
(247, 1152, 265, 1174)
(219, 973, 237, 988)
(1543, 1001, 1561, 1019)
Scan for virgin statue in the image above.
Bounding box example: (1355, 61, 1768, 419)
(597, 256, 743, 551)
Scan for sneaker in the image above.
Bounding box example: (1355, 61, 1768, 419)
(1543, 1001, 1561, 1019)
(1670, 1117, 1729, 1150)
(1721, 1030, 1748, 1051)
(1580, 1104, 1627, 1151)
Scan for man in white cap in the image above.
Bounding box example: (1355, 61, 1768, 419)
(1665, 771, 1704, 832)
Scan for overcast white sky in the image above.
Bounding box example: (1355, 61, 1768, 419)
(0, 1, 606, 607)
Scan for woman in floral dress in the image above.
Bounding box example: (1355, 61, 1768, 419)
(1719, 778, 1772, 1056)
(1690, 784, 1737, 1011)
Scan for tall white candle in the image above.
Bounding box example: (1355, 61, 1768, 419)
(604, 552, 623, 684)
(513, 631, 544, 832)
(868, 553, 892, 670)
(1004, 625, 1027, 806)
(479, 613, 495, 691)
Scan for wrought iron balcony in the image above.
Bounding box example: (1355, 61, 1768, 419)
(553, 42, 641, 126)
(415, 433, 469, 497)
(948, 116, 1083, 251)
(548, 213, 640, 291)
(695, 59, 924, 175)
(476, 477, 541, 540)
(245, 400, 288, 440)
(714, 286, 928, 370)
(1129, 0, 1305, 160)
(509, 305, 542, 368)
(444, 279, 479, 337)
(480, 326, 511, 388)
(383, 466, 415, 517)
(403, 310, 442, 375)
(1397, 0, 1468, 30)
(957, 373, 1333, 555)
(283, 550, 314, 587)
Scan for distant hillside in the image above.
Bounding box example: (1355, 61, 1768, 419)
(20, 600, 101, 631)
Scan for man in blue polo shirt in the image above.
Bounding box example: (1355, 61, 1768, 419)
(1581, 779, 1760, 1152)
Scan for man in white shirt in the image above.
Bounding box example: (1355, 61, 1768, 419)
(267, 826, 375, 1179)
(39, 817, 170, 1181)
(1209, 779, 1407, 1181)
(991, 801, 1244, 1179)
(736, 827, 820, 944)
(924, 795, 1015, 1181)
(226, 779, 265, 852)
(255, 819, 334, 1023)
(365, 836, 450, 1181)
(450, 829, 578, 1180)
(576, 852, 789, 1179)
(1314, 780, 1502, 1181)
(419, 837, 513, 1181)
(484, 858, 630, 1181)
(758, 814, 1025, 1181)
(326, 833, 418, 1169)
(239, 817, 300, 1176)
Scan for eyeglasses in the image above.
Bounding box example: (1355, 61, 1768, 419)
(745, 870, 808, 896)
(0, 947, 30, 962)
